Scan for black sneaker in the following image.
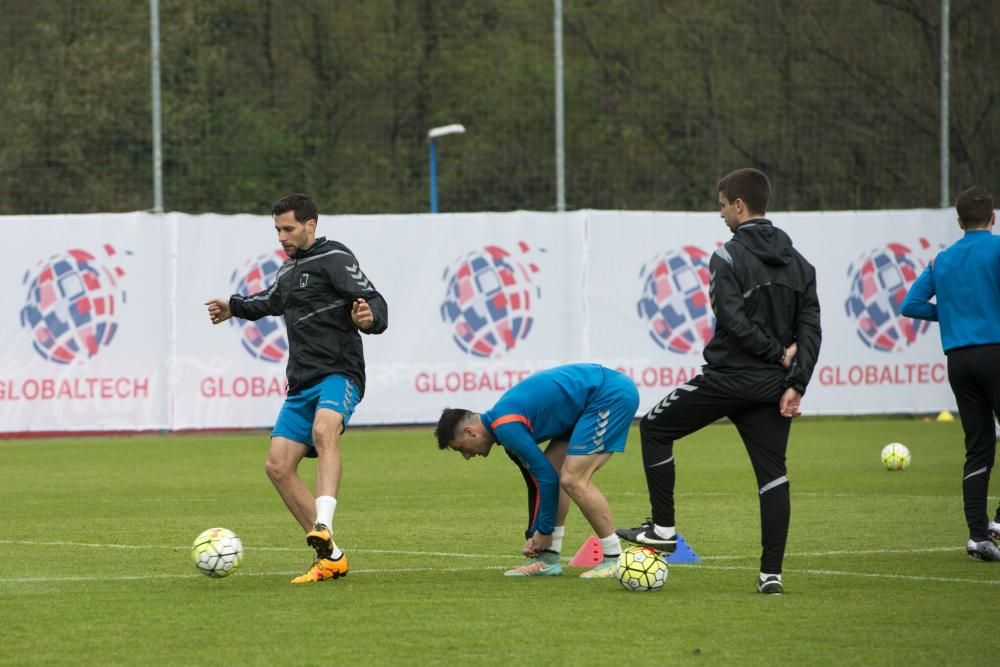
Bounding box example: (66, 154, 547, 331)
(615, 519, 677, 553)
(757, 574, 784, 595)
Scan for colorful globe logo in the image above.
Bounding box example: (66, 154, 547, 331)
(230, 249, 289, 363)
(637, 246, 714, 354)
(20, 245, 128, 364)
(844, 240, 933, 352)
(440, 242, 541, 358)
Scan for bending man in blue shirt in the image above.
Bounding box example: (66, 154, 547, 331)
(435, 364, 639, 578)
(902, 186, 1000, 562)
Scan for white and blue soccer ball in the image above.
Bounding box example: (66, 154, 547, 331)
(881, 442, 911, 471)
(617, 546, 668, 592)
(191, 527, 243, 578)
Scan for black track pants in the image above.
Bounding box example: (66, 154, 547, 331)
(947, 344, 1000, 541)
(639, 373, 792, 573)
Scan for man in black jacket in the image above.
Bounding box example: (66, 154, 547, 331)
(617, 168, 821, 595)
(205, 193, 388, 584)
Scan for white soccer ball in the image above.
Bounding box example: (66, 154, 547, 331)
(881, 442, 911, 471)
(617, 546, 668, 592)
(191, 527, 243, 578)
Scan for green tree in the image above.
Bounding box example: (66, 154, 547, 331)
(0, 0, 996, 214)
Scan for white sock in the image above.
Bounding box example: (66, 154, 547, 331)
(550, 526, 565, 554)
(760, 572, 782, 581)
(314, 496, 343, 559)
(315, 496, 337, 529)
(599, 533, 621, 558)
(653, 524, 676, 539)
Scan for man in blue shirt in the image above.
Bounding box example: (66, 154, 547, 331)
(435, 364, 639, 578)
(902, 186, 1000, 562)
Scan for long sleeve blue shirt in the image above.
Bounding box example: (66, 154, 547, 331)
(481, 364, 606, 535)
(901, 229, 1000, 352)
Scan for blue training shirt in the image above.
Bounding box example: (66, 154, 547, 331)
(901, 229, 1000, 352)
(481, 364, 606, 535)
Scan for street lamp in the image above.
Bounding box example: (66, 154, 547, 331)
(428, 124, 466, 213)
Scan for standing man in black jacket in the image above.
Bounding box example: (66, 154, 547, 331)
(617, 168, 821, 595)
(205, 193, 388, 584)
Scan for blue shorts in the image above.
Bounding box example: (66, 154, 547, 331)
(566, 369, 639, 455)
(271, 374, 361, 456)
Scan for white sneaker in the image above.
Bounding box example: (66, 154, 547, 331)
(503, 557, 563, 577)
(966, 539, 1000, 562)
(579, 556, 619, 579)
(988, 520, 1000, 542)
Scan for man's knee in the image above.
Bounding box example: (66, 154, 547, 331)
(265, 454, 295, 483)
(312, 413, 344, 448)
(560, 468, 593, 498)
(266, 437, 309, 483)
(560, 475, 582, 498)
(640, 418, 673, 455)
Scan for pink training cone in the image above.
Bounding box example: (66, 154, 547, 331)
(568, 535, 604, 567)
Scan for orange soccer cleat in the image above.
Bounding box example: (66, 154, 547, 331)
(305, 523, 334, 559)
(290, 554, 349, 584)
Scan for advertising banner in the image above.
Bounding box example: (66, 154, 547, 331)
(0, 208, 965, 433)
(0, 213, 170, 431)
(171, 211, 587, 427)
(585, 209, 962, 415)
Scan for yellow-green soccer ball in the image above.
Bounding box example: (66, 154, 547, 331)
(617, 546, 668, 592)
(881, 442, 911, 471)
(191, 527, 243, 578)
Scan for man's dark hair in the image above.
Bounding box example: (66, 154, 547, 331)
(272, 193, 318, 224)
(955, 186, 994, 229)
(435, 408, 474, 449)
(717, 168, 771, 215)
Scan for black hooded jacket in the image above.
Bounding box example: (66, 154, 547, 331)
(229, 237, 388, 396)
(704, 219, 821, 396)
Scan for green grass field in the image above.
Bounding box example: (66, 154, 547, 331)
(1, 419, 997, 665)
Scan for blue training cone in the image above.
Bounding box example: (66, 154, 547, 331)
(665, 533, 701, 564)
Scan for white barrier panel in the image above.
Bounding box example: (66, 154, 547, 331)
(0, 209, 964, 433)
(171, 212, 290, 430)
(0, 213, 170, 431)
(585, 209, 961, 415)
(774, 209, 959, 415)
(172, 211, 586, 428)
(343, 211, 588, 426)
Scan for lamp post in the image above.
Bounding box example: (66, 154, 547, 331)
(149, 0, 163, 212)
(939, 0, 949, 208)
(554, 0, 565, 211)
(428, 124, 466, 213)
